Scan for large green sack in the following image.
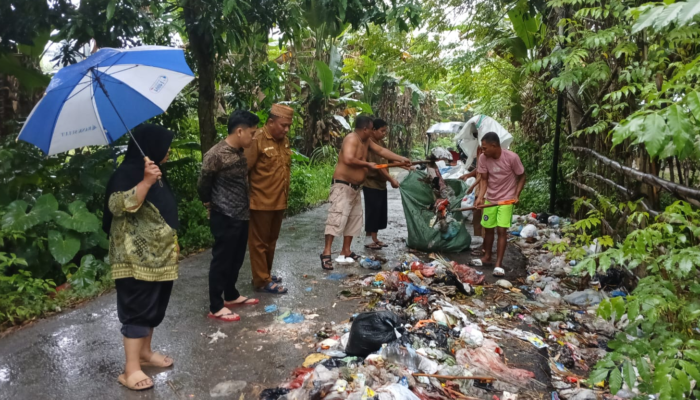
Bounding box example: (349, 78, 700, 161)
(399, 171, 472, 253)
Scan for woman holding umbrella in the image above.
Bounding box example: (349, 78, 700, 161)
(102, 124, 180, 391)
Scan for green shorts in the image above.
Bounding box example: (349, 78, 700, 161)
(481, 201, 513, 229)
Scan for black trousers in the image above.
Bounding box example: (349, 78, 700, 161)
(209, 210, 249, 313)
(363, 187, 388, 233)
(116, 278, 173, 339)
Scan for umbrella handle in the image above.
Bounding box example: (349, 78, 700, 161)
(144, 156, 164, 188)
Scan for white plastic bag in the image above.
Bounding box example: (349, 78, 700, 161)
(520, 224, 539, 239)
(461, 192, 475, 218)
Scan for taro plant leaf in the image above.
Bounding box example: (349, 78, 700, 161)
(32, 194, 59, 223)
(54, 201, 100, 233)
(48, 230, 80, 265)
(1, 201, 35, 231)
(70, 254, 105, 289)
(0, 195, 56, 231)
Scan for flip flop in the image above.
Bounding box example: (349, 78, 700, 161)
(375, 241, 389, 248)
(320, 254, 334, 270)
(493, 267, 505, 277)
(470, 249, 485, 257)
(364, 243, 383, 250)
(140, 352, 173, 368)
(224, 297, 259, 307)
(256, 282, 288, 294)
(207, 311, 240, 322)
(118, 370, 153, 391)
(345, 252, 360, 261)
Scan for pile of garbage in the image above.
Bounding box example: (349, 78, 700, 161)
(261, 215, 632, 400)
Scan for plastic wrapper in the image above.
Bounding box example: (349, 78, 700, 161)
(345, 311, 402, 357)
(375, 383, 421, 400)
(381, 343, 439, 374)
(563, 289, 606, 306)
(455, 339, 535, 386)
(536, 290, 562, 306)
(452, 263, 485, 285)
(460, 323, 484, 347)
(283, 367, 314, 389)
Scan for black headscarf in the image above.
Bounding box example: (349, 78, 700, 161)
(102, 124, 179, 234)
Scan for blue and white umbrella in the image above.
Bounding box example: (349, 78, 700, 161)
(18, 45, 194, 156)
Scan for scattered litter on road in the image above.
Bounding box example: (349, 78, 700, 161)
(283, 313, 305, 324)
(207, 328, 227, 344)
(265, 304, 278, 313)
(209, 380, 246, 397)
(258, 210, 630, 399)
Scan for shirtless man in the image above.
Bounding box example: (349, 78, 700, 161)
(320, 115, 410, 270)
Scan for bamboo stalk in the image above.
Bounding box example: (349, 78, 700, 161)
(581, 172, 659, 217)
(571, 147, 700, 207)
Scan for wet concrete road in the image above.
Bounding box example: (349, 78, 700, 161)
(0, 184, 532, 400)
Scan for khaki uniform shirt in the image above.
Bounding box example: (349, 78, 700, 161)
(244, 127, 292, 210)
(363, 138, 388, 190)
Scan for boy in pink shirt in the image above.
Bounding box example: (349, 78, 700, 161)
(475, 132, 526, 276)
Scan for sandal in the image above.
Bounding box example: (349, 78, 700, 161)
(224, 297, 260, 307)
(140, 352, 173, 368)
(364, 243, 383, 250)
(256, 282, 288, 294)
(118, 370, 153, 391)
(493, 267, 505, 277)
(320, 254, 334, 270)
(470, 249, 485, 257)
(345, 252, 360, 261)
(207, 311, 240, 322)
(375, 241, 389, 248)
(271, 275, 282, 283)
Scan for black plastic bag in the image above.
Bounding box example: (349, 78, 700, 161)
(259, 388, 289, 400)
(345, 311, 402, 357)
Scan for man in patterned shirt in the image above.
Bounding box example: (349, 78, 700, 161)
(198, 110, 260, 322)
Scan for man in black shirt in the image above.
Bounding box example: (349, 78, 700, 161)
(198, 110, 260, 322)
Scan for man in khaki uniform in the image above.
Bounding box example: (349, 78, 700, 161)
(244, 104, 293, 294)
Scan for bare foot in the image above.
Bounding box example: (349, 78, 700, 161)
(480, 254, 493, 264)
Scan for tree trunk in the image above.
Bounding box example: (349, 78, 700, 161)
(183, 0, 218, 154)
(197, 61, 217, 153)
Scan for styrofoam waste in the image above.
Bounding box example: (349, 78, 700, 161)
(495, 279, 513, 289)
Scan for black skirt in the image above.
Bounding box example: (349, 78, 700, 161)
(363, 187, 388, 233)
(115, 277, 173, 338)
